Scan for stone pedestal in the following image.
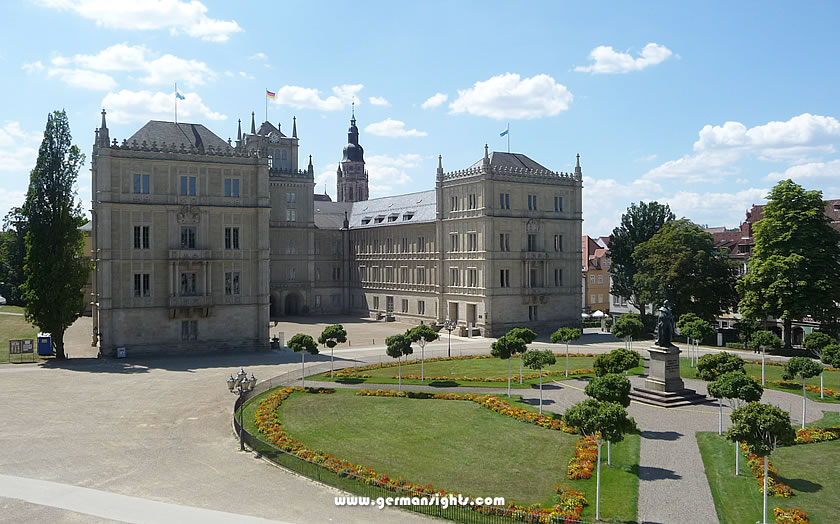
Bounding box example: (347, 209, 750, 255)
(644, 344, 684, 392)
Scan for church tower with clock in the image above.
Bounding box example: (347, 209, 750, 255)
(336, 105, 368, 202)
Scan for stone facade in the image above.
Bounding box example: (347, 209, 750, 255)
(90, 109, 584, 355)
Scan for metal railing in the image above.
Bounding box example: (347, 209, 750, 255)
(232, 360, 594, 524)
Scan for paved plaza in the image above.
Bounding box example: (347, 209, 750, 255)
(1, 317, 837, 523)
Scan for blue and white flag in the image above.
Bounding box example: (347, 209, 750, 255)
(499, 124, 509, 137)
(175, 91, 185, 100)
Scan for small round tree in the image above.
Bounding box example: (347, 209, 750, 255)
(611, 314, 645, 350)
(726, 403, 795, 524)
(490, 334, 526, 397)
(522, 349, 556, 414)
(551, 327, 582, 377)
(593, 348, 641, 377)
(564, 399, 637, 521)
(708, 371, 763, 473)
(682, 318, 715, 367)
(804, 331, 835, 399)
(584, 373, 631, 465)
(385, 333, 413, 391)
(782, 356, 823, 429)
(750, 330, 782, 385)
(696, 352, 745, 381)
(318, 324, 347, 378)
(288, 333, 319, 388)
(507, 327, 537, 384)
(407, 324, 439, 381)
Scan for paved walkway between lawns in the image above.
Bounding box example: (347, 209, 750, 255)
(305, 369, 840, 524)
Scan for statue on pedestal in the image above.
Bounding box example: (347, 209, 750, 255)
(655, 300, 676, 348)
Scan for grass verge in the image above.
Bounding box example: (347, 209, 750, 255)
(0, 313, 40, 363)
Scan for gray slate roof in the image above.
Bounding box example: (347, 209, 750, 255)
(313, 202, 352, 229)
(128, 121, 229, 151)
(312, 190, 437, 230)
(256, 121, 285, 137)
(469, 151, 551, 171)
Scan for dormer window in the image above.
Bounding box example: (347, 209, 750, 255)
(403, 212, 414, 221)
(361, 216, 372, 225)
(388, 213, 398, 222)
(374, 215, 385, 223)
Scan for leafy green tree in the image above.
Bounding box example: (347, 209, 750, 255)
(585, 373, 632, 466)
(563, 399, 637, 521)
(318, 324, 347, 378)
(611, 313, 645, 350)
(550, 327, 582, 377)
(522, 349, 556, 414)
(594, 348, 641, 377)
(407, 323, 439, 381)
(609, 201, 675, 327)
(288, 333, 319, 388)
(676, 313, 702, 338)
(738, 180, 840, 348)
(782, 356, 823, 429)
(385, 333, 413, 391)
(20, 110, 89, 359)
(0, 208, 28, 305)
(680, 316, 716, 367)
(507, 327, 537, 384)
(490, 334, 526, 397)
(708, 371, 763, 476)
(735, 317, 760, 350)
(823, 344, 840, 397)
(696, 352, 745, 381)
(633, 219, 738, 322)
(726, 403, 795, 524)
(750, 330, 783, 385)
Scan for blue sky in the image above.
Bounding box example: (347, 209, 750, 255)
(2, 1, 839, 236)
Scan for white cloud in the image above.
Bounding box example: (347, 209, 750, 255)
(365, 119, 427, 138)
(449, 73, 573, 119)
(238, 71, 254, 80)
(642, 150, 741, 183)
(421, 92, 448, 109)
(368, 96, 390, 106)
(766, 159, 840, 181)
(662, 188, 769, 227)
(0, 121, 42, 173)
(582, 176, 664, 235)
(635, 154, 657, 162)
(36, 0, 243, 42)
(51, 44, 216, 88)
(102, 89, 226, 124)
(365, 153, 420, 196)
(248, 52, 267, 61)
(273, 84, 362, 111)
(574, 43, 673, 74)
(22, 61, 45, 73)
(47, 68, 117, 90)
(314, 162, 338, 201)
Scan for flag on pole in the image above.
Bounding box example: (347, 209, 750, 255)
(499, 124, 509, 137)
(175, 91, 185, 100)
(266, 89, 276, 99)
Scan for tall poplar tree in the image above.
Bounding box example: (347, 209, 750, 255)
(21, 110, 90, 359)
(737, 180, 840, 347)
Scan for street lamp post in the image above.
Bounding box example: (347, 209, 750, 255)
(443, 319, 455, 358)
(226, 367, 257, 452)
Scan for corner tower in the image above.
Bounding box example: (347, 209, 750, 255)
(336, 104, 368, 202)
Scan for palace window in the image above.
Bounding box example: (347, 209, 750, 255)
(418, 300, 425, 315)
(181, 320, 198, 341)
(179, 176, 196, 196)
(467, 268, 478, 287)
(554, 196, 563, 212)
(224, 178, 240, 197)
(224, 271, 240, 296)
(133, 174, 150, 194)
(499, 193, 510, 209)
(499, 233, 510, 252)
(224, 227, 240, 250)
(287, 192, 296, 203)
(527, 234, 538, 252)
(554, 235, 562, 251)
(133, 273, 150, 297)
(180, 227, 196, 249)
(450, 233, 459, 252)
(500, 269, 510, 288)
(554, 268, 563, 286)
(179, 272, 197, 296)
(529, 306, 539, 321)
(133, 226, 150, 249)
(467, 232, 478, 251)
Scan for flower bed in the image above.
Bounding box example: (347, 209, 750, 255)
(399, 369, 595, 383)
(774, 507, 812, 523)
(741, 443, 793, 497)
(566, 437, 598, 480)
(356, 388, 577, 433)
(328, 353, 598, 379)
(794, 426, 840, 444)
(253, 386, 585, 523)
(751, 376, 840, 399)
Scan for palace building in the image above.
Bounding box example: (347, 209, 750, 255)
(90, 109, 583, 356)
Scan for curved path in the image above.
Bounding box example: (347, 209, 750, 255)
(1, 328, 837, 524)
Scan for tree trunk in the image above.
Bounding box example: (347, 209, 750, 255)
(398, 357, 401, 391)
(820, 372, 824, 399)
(565, 342, 569, 377)
(421, 344, 425, 381)
(607, 440, 611, 465)
(519, 357, 523, 385)
(718, 399, 723, 435)
(735, 440, 739, 475)
(783, 318, 792, 349)
(53, 331, 66, 360)
(801, 379, 807, 429)
(538, 370, 543, 414)
(301, 351, 306, 388)
(761, 348, 766, 385)
(596, 441, 602, 521)
(330, 347, 334, 378)
(762, 456, 768, 524)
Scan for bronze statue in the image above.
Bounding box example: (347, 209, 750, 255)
(655, 300, 676, 348)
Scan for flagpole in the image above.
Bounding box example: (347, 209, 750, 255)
(265, 88, 268, 124)
(507, 122, 510, 153)
(175, 82, 178, 124)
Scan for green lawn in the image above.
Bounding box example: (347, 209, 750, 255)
(244, 388, 639, 521)
(312, 355, 644, 388)
(681, 357, 840, 403)
(698, 431, 839, 524)
(0, 313, 40, 363)
(0, 305, 25, 314)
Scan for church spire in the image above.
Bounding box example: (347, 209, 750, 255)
(292, 116, 297, 138)
(236, 119, 241, 141)
(97, 108, 109, 146)
(250, 112, 256, 134)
